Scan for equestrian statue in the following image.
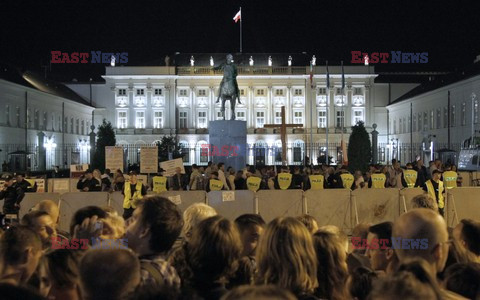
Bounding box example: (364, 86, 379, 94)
(215, 54, 242, 120)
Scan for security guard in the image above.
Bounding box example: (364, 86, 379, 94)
(305, 166, 326, 190)
(442, 164, 458, 190)
(368, 169, 387, 188)
(122, 172, 147, 219)
(423, 169, 445, 216)
(0, 175, 24, 216)
(401, 163, 420, 188)
(151, 168, 169, 193)
(274, 166, 294, 190)
(337, 167, 354, 189)
(246, 174, 262, 192)
(207, 171, 225, 192)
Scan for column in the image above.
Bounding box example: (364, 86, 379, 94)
(267, 84, 273, 124)
(371, 123, 379, 164)
(249, 86, 254, 128)
(286, 85, 292, 124)
(209, 85, 215, 122)
(165, 83, 175, 130)
(346, 85, 352, 128)
(190, 85, 196, 128)
(365, 84, 371, 127)
(128, 84, 134, 128)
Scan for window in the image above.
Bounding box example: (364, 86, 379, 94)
(393, 119, 397, 134)
(5, 105, 9, 126)
(179, 90, 187, 96)
(81, 120, 85, 135)
(43, 112, 47, 130)
(27, 109, 32, 128)
(256, 89, 265, 96)
(76, 119, 79, 134)
(86, 121, 90, 133)
(407, 116, 411, 132)
(136, 89, 144, 96)
(135, 111, 145, 128)
(59, 116, 62, 132)
(200, 144, 209, 163)
(63, 117, 67, 133)
(153, 111, 163, 128)
(293, 146, 302, 162)
(256, 111, 265, 127)
(422, 112, 427, 131)
(336, 88, 342, 94)
(118, 112, 127, 129)
(216, 111, 223, 120)
(154, 88, 162, 96)
(180, 143, 189, 163)
(51, 113, 55, 131)
(198, 89, 206, 96)
(275, 111, 282, 124)
(118, 89, 126, 96)
(294, 89, 303, 96)
(417, 114, 422, 132)
(240, 89, 245, 96)
(443, 107, 448, 128)
(236, 111, 246, 121)
(436, 109, 441, 129)
(451, 105, 456, 126)
(317, 88, 326, 95)
(198, 111, 207, 128)
(318, 110, 326, 128)
(430, 110, 434, 129)
(70, 118, 74, 133)
(179, 111, 188, 129)
(475, 99, 479, 124)
(336, 110, 345, 128)
(294, 111, 303, 124)
(399, 118, 403, 134)
(354, 87, 363, 95)
(461, 102, 466, 126)
(275, 89, 284, 96)
(413, 114, 417, 132)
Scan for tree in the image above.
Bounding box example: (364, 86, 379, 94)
(347, 121, 372, 173)
(156, 135, 184, 163)
(92, 119, 116, 171)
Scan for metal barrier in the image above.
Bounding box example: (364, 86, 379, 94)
(351, 189, 401, 225)
(305, 189, 352, 234)
(256, 190, 304, 223)
(20, 193, 61, 219)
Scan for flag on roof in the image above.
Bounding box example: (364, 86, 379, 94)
(233, 9, 241, 23)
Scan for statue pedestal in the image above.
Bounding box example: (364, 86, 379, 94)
(209, 120, 247, 172)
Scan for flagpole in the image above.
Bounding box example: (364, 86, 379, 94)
(326, 61, 329, 164)
(341, 61, 344, 164)
(239, 7, 242, 53)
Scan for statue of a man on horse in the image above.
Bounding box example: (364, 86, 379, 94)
(215, 54, 242, 120)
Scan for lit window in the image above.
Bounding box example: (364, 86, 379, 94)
(430, 110, 434, 129)
(256, 111, 265, 127)
(336, 110, 345, 128)
(353, 109, 363, 124)
(318, 110, 326, 128)
(198, 111, 207, 128)
(294, 111, 303, 124)
(135, 111, 145, 128)
(118, 111, 127, 129)
(154, 111, 163, 128)
(179, 111, 188, 128)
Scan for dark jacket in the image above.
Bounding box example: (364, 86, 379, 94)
(15, 179, 35, 193)
(171, 174, 188, 191)
(0, 184, 25, 212)
(76, 178, 102, 192)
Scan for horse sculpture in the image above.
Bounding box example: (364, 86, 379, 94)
(215, 54, 242, 120)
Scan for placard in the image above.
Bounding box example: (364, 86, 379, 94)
(168, 195, 182, 205)
(70, 164, 89, 172)
(34, 178, 45, 193)
(222, 191, 235, 202)
(53, 179, 70, 193)
(140, 147, 158, 174)
(105, 146, 124, 172)
(160, 158, 185, 177)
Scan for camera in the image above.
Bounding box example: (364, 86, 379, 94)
(0, 214, 19, 230)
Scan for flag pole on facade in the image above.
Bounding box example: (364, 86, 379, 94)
(233, 8, 242, 52)
(326, 61, 330, 164)
(341, 60, 347, 165)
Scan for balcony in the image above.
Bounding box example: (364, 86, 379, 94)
(195, 128, 209, 134)
(115, 128, 134, 135)
(177, 66, 309, 76)
(255, 128, 267, 134)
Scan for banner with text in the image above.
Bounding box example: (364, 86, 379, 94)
(140, 147, 158, 174)
(160, 158, 185, 177)
(105, 146, 124, 172)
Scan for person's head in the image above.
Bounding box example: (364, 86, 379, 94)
(0, 226, 43, 284)
(312, 166, 321, 175)
(125, 196, 183, 255)
(84, 170, 93, 180)
(182, 203, 217, 242)
(296, 214, 319, 234)
(443, 263, 480, 300)
(256, 217, 318, 296)
(235, 170, 244, 180)
(234, 214, 266, 257)
(93, 169, 101, 179)
(368, 271, 438, 300)
(15, 173, 25, 183)
(411, 194, 438, 211)
(207, 161, 212, 167)
(211, 171, 219, 179)
(226, 53, 233, 64)
(45, 249, 82, 300)
(393, 208, 449, 275)
(229, 168, 235, 176)
(391, 159, 397, 166)
(351, 223, 371, 254)
(80, 249, 140, 300)
(222, 285, 297, 300)
(29, 256, 51, 298)
(4, 175, 14, 187)
(22, 211, 56, 250)
(104, 168, 111, 175)
(101, 207, 125, 240)
(366, 222, 394, 271)
(319, 225, 349, 254)
(129, 171, 138, 183)
(432, 169, 442, 181)
(218, 162, 225, 171)
(435, 159, 442, 168)
(192, 164, 198, 170)
(188, 215, 242, 283)
(405, 163, 413, 169)
(453, 219, 480, 257)
(115, 169, 123, 176)
(313, 230, 348, 300)
(69, 206, 107, 236)
(293, 166, 300, 174)
(347, 267, 378, 300)
(35, 200, 60, 225)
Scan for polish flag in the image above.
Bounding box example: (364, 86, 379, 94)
(233, 9, 241, 23)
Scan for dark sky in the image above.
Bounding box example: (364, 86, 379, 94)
(2, 0, 480, 81)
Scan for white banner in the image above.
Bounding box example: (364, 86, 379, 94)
(140, 147, 158, 174)
(160, 158, 185, 177)
(105, 146, 124, 172)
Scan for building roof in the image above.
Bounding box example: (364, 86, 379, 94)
(0, 63, 92, 106)
(389, 62, 480, 105)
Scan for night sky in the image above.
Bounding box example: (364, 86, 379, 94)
(2, 0, 480, 81)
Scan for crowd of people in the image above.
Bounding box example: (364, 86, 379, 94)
(0, 192, 478, 299)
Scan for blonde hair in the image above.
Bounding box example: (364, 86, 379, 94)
(182, 203, 217, 241)
(256, 217, 318, 295)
